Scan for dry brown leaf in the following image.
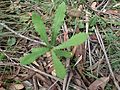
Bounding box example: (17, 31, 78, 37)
(14, 84, 24, 90)
(105, 10, 120, 15)
(63, 22, 69, 42)
(0, 87, 5, 90)
(0, 81, 2, 87)
(67, 9, 81, 17)
(67, 5, 83, 17)
(90, 34, 97, 42)
(88, 77, 109, 90)
(9, 84, 17, 90)
(9, 83, 24, 90)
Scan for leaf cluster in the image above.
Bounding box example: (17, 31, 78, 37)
(20, 2, 88, 79)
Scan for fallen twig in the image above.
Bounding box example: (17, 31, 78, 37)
(0, 23, 46, 46)
(95, 26, 120, 90)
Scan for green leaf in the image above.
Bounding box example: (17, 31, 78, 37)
(55, 33, 88, 49)
(55, 50, 72, 58)
(89, 15, 98, 27)
(52, 51, 66, 79)
(0, 24, 3, 30)
(20, 47, 49, 65)
(32, 12, 49, 45)
(20, 14, 30, 22)
(51, 2, 66, 45)
(79, 21, 84, 29)
(0, 53, 5, 61)
(7, 37, 16, 46)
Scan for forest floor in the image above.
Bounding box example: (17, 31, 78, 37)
(0, 0, 120, 90)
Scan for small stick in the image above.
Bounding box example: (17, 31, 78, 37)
(96, 0, 106, 9)
(0, 23, 46, 46)
(48, 80, 58, 90)
(24, 65, 62, 82)
(85, 10, 93, 72)
(101, 0, 110, 11)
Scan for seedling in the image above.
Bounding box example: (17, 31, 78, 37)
(20, 2, 88, 79)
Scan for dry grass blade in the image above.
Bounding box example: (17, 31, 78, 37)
(85, 10, 93, 72)
(48, 80, 58, 90)
(95, 26, 120, 90)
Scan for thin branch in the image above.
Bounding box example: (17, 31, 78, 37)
(101, 0, 110, 11)
(85, 10, 93, 72)
(96, 0, 106, 9)
(73, 55, 82, 67)
(23, 65, 62, 82)
(48, 80, 58, 90)
(0, 23, 46, 46)
(63, 71, 73, 90)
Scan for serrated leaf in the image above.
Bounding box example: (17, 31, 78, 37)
(32, 12, 49, 45)
(51, 2, 66, 45)
(52, 51, 66, 79)
(54, 50, 72, 58)
(20, 47, 49, 65)
(54, 33, 88, 49)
